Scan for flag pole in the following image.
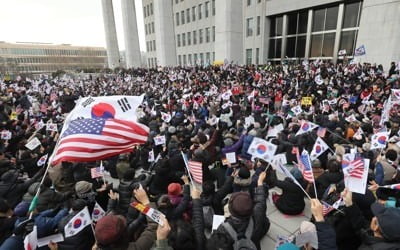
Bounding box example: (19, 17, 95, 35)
(100, 161, 106, 185)
(180, 151, 195, 188)
(313, 180, 318, 199)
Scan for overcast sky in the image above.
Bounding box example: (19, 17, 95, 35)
(0, 0, 146, 51)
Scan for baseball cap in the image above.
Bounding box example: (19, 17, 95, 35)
(371, 203, 400, 241)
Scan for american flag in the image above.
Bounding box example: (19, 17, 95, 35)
(322, 201, 334, 216)
(51, 118, 149, 165)
(298, 150, 314, 182)
(317, 127, 327, 138)
(91, 167, 104, 179)
(342, 156, 364, 179)
(188, 160, 203, 184)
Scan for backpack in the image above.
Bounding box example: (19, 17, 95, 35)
(203, 205, 215, 229)
(222, 218, 257, 250)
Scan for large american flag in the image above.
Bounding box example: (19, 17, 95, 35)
(298, 150, 314, 182)
(342, 156, 364, 179)
(51, 118, 149, 165)
(188, 160, 203, 184)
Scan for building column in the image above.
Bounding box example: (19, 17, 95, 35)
(215, 0, 243, 64)
(333, 3, 344, 64)
(121, 0, 142, 68)
(262, 17, 271, 64)
(280, 14, 288, 59)
(304, 9, 313, 59)
(154, 0, 177, 66)
(101, 0, 120, 69)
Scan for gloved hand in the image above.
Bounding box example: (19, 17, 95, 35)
(14, 218, 34, 237)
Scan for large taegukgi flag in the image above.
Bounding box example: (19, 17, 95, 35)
(51, 95, 149, 165)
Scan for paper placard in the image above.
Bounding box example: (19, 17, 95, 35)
(1, 130, 12, 140)
(131, 201, 165, 226)
(225, 152, 237, 164)
(154, 135, 166, 146)
(345, 159, 370, 195)
(212, 215, 225, 231)
(46, 123, 58, 132)
(301, 97, 312, 106)
(37, 233, 64, 248)
(25, 137, 41, 150)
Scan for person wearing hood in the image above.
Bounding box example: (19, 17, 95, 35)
(315, 159, 344, 198)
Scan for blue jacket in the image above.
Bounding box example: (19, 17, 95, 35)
(221, 135, 245, 156)
(240, 135, 254, 160)
(16, 208, 68, 238)
(0, 235, 23, 250)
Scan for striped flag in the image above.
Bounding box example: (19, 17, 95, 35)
(91, 166, 104, 179)
(188, 160, 203, 184)
(381, 183, 400, 190)
(297, 150, 314, 183)
(342, 156, 365, 179)
(51, 118, 149, 165)
(321, 201, 334, 216)
(317, 127, 327, 138)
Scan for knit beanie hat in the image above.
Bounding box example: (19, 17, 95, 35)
(168, 183, 182, 196)
(228, 192, 253, 218)
(95, 215, 127, 245)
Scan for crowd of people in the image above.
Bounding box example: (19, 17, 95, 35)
(0, 60, 400, 250)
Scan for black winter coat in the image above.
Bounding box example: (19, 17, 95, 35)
(316, 172, 344, 198)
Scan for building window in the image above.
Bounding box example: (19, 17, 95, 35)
(175, 0, 178, 4)
(181, 11, 185, 24)
(212, 52, 215, 61)
(194, 53, 198, 64)
(256, 48, 260, 64)
(188, 54, 192, 65)
(183, 55, 187, 65)
(268, 38, 282, 59)
(200, 53, 204, 65)
(150, 3, 153, 15)
(212, 0, 216, 16)
(198, 4, 202, 19)
(340, 30, 358, 56)
(256, 16, 261, 35)
(343, 2, 362, 28)
(206, 52, 210, 64)
(312, 6, 338, 32)
(182, 33, 186, 46)
(153, 40, 156, 51)
(192, 6, 196, 21)
(206, 28, 210, 43)
(187, 32, 191, 45)
(143, 7, 146, 18)
(205, 2, 209, 18)
(212, 26, 215, 42)
(152, 22, 155, 33)
(146, 42, 149, 51)
(246, 18, 254, 37)
(186, 9, 190, 23)
(177, 34, 181, 47)
(247, 0, 251, 6)
(145, 24, 148, 35)
(270, 16, 283, 37)
(147, 5, 150, 17)
(285, 11, 308, 58)
(178, 55, 182, 65)
(193, 30, 197, 44)
(246, 49, 252, 64)
(199, 29, 203, 43)
(176, 12, 180, 26)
